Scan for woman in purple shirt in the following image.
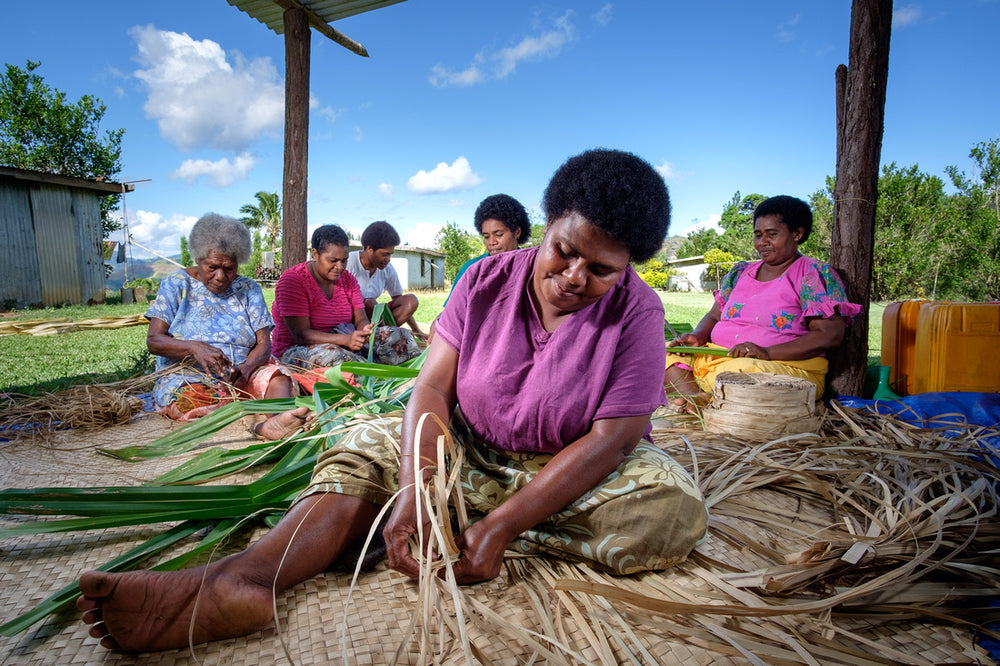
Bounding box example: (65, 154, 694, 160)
(78, 150, 708, 652)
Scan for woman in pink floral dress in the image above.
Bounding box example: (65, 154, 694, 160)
(664, 195, 862, 403)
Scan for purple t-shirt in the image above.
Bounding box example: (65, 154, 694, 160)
(711, 255, 863, 350)
(435, 247, 667, 454)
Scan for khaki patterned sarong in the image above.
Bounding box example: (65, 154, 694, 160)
(298, 414, 708, 575)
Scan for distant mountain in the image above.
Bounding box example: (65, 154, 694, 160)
(106, 255, 181, 291)
(660, 235, 686, 261)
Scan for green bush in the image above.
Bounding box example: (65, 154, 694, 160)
(638, 259, 675, 291)
(125, 277, 160, 298)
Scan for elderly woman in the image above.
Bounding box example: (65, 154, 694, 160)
(664, 195, 863, 406)
(446, 193, 531, 303)
(145, 213, 308, 439)
(78, 149, 708, 652)
(271, 224, 420, 368)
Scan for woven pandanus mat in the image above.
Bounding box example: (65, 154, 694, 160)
(1, 412, 994, 664)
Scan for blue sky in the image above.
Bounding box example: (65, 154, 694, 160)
(4, 1, 998, 259)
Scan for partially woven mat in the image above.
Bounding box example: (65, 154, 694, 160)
(0, 410, 994, 664)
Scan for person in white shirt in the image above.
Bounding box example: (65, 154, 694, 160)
(346, 221, 427, 341)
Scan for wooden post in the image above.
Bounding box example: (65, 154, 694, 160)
(828, 0, 893, 397)
(282, 7, 310, 270)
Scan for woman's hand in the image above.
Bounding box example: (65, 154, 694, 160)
(383, 489, 434, 579)
(449, 518, 511, 584)
(229, 363, 252, 390)
(384, 492, 510, 584)
(729, 341, 771, 360)
(667, 332, 702, 348)
(740, 316, 847, 362)
(187, 340, 233, 379)
(147, 317, 232, 379)
(345, 323, 372, 351)
(392, 338, 461, 579)
(669, 302, 722, 349)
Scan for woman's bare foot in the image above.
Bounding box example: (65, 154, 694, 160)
(254, 406, 309, 441)
(77, 559, 275, 652)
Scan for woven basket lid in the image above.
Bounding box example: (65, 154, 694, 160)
(703, 372, 821, 441)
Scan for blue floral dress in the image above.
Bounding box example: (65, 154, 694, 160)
(146, 270, 273, 408)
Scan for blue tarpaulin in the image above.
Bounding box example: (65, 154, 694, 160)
(837, 391, 1000, 459)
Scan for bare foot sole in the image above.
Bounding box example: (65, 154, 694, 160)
(254, 406, 310, 441)
(77, 564, 275, 652)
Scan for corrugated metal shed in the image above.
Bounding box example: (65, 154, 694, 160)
(227, 0, 407, 35)
(0, 166, 125, 308)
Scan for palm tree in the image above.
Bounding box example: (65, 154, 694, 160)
(239, 191, 282, 250)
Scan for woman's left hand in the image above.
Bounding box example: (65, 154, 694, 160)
(448, 519, 511, 584)
(730, 341, 771, 360)
(229, 363, 251, 390)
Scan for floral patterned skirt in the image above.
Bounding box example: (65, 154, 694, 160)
(298, 414, 708, 575)
(280, 325, 420, 368)
(157, 360, 297, 422)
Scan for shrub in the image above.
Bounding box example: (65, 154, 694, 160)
(638, 259, 675, 291)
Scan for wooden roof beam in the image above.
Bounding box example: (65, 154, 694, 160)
(270, 0, 369, 56)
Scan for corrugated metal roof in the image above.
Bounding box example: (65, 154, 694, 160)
(226, 0, 406, 36)
(0, 166, 127, 196)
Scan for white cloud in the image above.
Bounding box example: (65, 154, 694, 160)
(124, 209, 199, 258)
(378, 183, 394, 197)
(893, 6, 921, 28)
(406, 221, 445, 249)
(169, 153, 257, 188)
(683, 214, 723, 236)
(317, 106, 341, 123)
(654, 160, 677, 181)
(775, 13, 801, 43)
(407, 157, 483, 194)
(429, 63, 484, 88)
(592, 4, 613, 27)
(130, 25, 285, 152)
(429, 12, 576, 88)
(352, 125, 364, 142)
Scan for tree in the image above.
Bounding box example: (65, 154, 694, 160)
(945, 138, 1000, 300)
(523, 210, 548, 247)
(716, 191, 766, 260)
(239, 191, 282, 250)
(801, 179, 836, 261)
(869, 163, 951, 300)
(435, 221, 483, 283)
(0, 60, 125, 238)
(703, 248, 737, 287)
(179, 236, 192, 267)
(828, 0, 892, 397)
(676, 227, 719, 259)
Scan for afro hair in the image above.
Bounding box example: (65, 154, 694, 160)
(473, 194, 531, 244)
(311, 224, 350, 252)
(360, 220, 401, 251)
(753, 195, 813, 243)
(541, 148, 670, 262)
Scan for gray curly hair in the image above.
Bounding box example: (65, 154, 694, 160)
(188, 213, 253, 264)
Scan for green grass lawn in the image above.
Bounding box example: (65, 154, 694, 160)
(0, 288, 886, 395)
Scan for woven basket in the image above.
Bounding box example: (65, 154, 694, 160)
(703, 372, 822, 441)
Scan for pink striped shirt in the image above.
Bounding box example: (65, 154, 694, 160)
(271, 262, 364, 357)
